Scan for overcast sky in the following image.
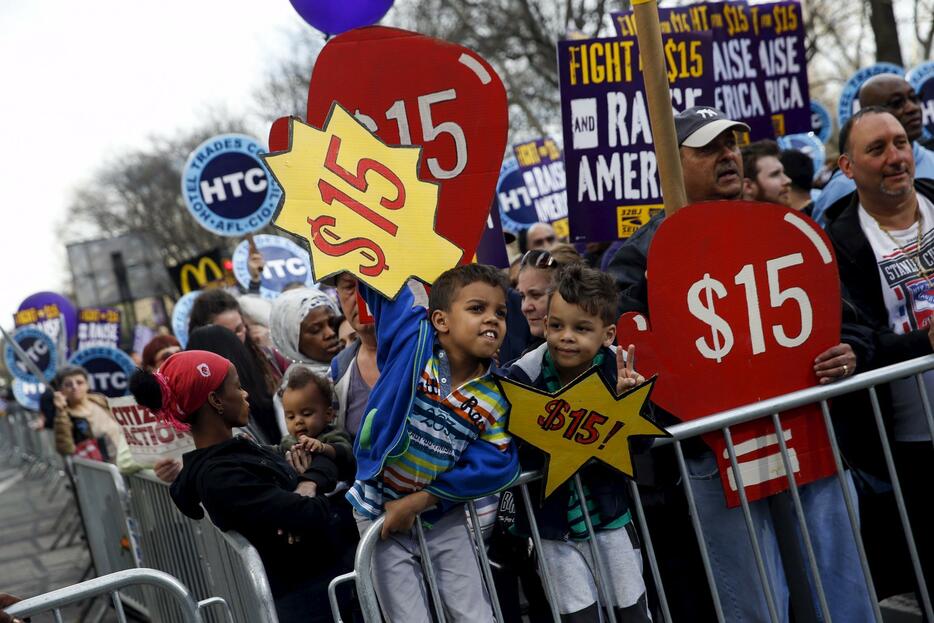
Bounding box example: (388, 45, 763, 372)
(0, 0, 320, 328)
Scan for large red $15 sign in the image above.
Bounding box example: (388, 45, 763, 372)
(617, 202, 839, 507)
(268, 26, 507, 264)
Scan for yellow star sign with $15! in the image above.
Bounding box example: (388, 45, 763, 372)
(499, 370, 668, 498)
(263, 103, 463, 299)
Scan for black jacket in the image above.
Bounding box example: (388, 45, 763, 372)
(823, 179, 934, 477)
(170, 436, 353, 597)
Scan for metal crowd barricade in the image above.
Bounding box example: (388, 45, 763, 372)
(126, 470, 279, 623)
(338, 354, 934, 623)
(5, 568, 231, 623)
(69, 456, 149, 616)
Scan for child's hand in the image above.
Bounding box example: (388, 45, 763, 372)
(296, 435, 337, 459)
(296, 435, 326, 454)
(616, 344, 646, 395)
(294, 481, 317, 497)
(286, 449, 311, 475)
(380, 491, 439, 540)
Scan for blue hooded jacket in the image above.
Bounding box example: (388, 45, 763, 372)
(352, 279, 521, 507)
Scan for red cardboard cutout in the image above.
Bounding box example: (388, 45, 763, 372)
(268, 26, 507, 263)
(617, 202, 838, 506)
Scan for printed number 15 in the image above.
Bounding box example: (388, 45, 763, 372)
(355, 89, 468, 180)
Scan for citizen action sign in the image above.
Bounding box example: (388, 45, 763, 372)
(109, 396, 194, 467)
(182, 134, 282, 236)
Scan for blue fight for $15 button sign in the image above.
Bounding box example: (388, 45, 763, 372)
(69, 347, 137, 399)
(232, 235, 314, 299)
(181, 134, 283, 236)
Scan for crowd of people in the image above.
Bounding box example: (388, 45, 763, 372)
(21, 72, 934, 623)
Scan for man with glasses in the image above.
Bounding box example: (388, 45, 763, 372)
(812, 75, 934, 225)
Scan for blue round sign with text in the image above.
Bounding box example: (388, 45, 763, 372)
(5, 327, 57, 384)
(181, 134, 282, 236)
(171, 291, 201, 349)
(232, 235, 314, 299)
(777, 133, 826, 178)
(69, 347, 137, 399)
(908, 61, 934, 140)
(838, 63, 904, 130)
(13, 379, 46, 411)
(809, 102, 832, 145)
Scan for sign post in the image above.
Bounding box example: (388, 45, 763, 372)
(632, 0, 687, 216)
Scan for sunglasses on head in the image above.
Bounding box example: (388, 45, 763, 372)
(520, 249, 557, 269)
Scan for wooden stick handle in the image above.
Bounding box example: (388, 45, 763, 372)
(633, 0, 687, 216)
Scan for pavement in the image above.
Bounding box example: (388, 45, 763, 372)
(0, 459, 118, 622)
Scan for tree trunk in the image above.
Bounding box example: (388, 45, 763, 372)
(868, 0, 904, 65)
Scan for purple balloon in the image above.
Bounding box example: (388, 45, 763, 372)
(288, 0, 393, 35)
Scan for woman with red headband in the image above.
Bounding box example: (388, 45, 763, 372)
(130, 350, 353, 623)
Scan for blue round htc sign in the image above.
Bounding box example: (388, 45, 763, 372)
(777, 133, 826, 178)
(69, 347, 136, 399)
(809, 102, 832, 145)
(4, 327, 57, 384)
(13, 378, 45, 411)
(838, 63, 904, 129)
(181, 134, 282, 236)
(232, 235, 313, 299)
(171, 291, 201, 348)
(908, 61, 934, 140)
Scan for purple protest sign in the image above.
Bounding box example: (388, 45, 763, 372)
(749, 1, 810, 137)
(497, 138, 569, 236)
(559, 31, 713, 243)
(76, 308, 122, 351)
(475, 204, 511, 269)
(14, 291, 77, 360)
(612, 0, 810, 140)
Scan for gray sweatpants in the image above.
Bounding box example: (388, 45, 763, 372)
(355, 505, 494, 622)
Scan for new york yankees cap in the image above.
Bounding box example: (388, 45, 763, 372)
(674, 106, 750, 148)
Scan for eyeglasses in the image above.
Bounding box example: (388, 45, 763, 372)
(520, 249, 557, 269)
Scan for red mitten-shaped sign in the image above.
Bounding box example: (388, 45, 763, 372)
(269, 26, 507, 263)
(617, 202, 839, 506)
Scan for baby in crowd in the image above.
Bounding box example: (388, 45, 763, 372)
(279, 367, 355, 487)
(505, 263, 653, 623)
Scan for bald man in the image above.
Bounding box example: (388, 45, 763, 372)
(813, 74, 934, 224)
(525, 222, 558, 251)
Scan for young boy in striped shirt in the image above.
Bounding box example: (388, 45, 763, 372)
(348, 264, 520, 622)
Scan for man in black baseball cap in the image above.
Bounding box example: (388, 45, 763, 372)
(674, 106, 750, 202)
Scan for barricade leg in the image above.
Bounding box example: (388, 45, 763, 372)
(819, 401, 883, 621)
(674, 440, 726, 622)
(465, 499, 505, 623)
(769, 413, 831, 621)
(519, 482, 562, 622)
(868, 387, 933, 618)
(627, 480, 672, 623)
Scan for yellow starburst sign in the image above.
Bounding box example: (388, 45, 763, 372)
(263, 103, 464, 299)
(499, 370, 668, 498)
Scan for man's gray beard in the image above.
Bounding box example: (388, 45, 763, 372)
(879, 180, 911, 197)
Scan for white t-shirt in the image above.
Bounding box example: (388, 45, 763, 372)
(858, 194, 934, 441)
